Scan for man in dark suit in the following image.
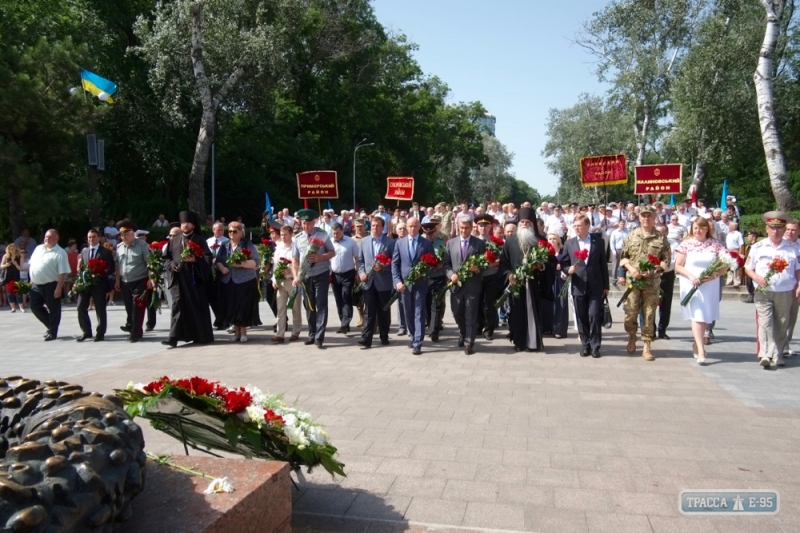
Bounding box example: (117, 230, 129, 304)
(357, 215, 395, 349)
(560, 213, 609, 358)
(445, 215, 486, 354)
(76, 228, 115, 342)
(392, 217, 435, 355)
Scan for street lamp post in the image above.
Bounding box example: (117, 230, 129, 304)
(353, 138, 375, 211)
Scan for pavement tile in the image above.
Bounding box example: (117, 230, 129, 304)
(584, 511, 654, 533)
(524, 505, 589, 533)
(455, 446, 503, 464)
(403, 498, 466, 525)
(364, 442, 415, 459)
(293, 487, 359, 516)
(502, 449, 551, 468)
(608, 491, 678, 517)
(496, 483, 554, 507)
(375, 458, 430, 478)
(441, 479, 499, 503)
(343, 492, 411, 520)
(527, 467, 582, 488)
(461, 501, 526, 529)
(409, 444, 459, 461)
(554, 487, 613, 512)
(292, 513, 368, 533)
(647, 516, 720, 533)
(424, 460, 479, 481)
(578, 470, 638, 492)
(474, 463, 528, 484)
(338, 472, 397, 494)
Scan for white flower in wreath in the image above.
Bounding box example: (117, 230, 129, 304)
(284, 425, 309, 449)
(242, 405, 266, 427)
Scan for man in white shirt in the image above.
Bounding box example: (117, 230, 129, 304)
(272, 225, 301, 343)
(667, 214, 688, 243)
(103, 219, 119, 246)
(609, 219, 629, 282)
(725, 222, 745, 286)
(545, 206, 567, 241)
(783, 221, 800, 358)
(330, 223, 359, 334)
(676, 204, 692, 229)
(316, 211, 335, 236)
(745, 211, 800, 368)
(28, 229, 71, 340)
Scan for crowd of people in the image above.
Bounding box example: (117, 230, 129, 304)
(1, 195, 798, 370)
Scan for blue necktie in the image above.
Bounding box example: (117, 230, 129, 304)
(409, 238, 415, 262)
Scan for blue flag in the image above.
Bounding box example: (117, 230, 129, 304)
(80, 69, 117, 103)
(327, 200, 333, 212)
(265, 192, 273, 220)
(670, 194, 675, 207)
(720, 180, 728, 209)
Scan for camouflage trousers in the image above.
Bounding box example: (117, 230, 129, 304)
(623, 288, 660, 342)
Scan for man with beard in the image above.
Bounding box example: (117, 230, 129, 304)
(499, 207, 550, 352)
(474, 214, 503, 340)
(161, 210, 214, 348)
(422, 215, 447, 341)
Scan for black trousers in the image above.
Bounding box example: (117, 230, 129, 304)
(573, 292, 603, 351)
(77, 285, 108, 337)
(478, 273, 503, 333)
(658, 270, 675, 334)
(451, 288, 480, 346)
(361, 288, 391, 346)
(425, 276, 447, 334)
(121, 278, 147, 339)
(30, 281, 62, 336)
(331, 270, 355, 328)
(303, 271, 330, 342)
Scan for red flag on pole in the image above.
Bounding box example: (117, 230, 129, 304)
(691, 187, 697, 208)
(304, 199, 309, 209)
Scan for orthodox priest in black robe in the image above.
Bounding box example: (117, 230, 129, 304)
(499, 207, 552, 352)
(162, 210, 214, 347)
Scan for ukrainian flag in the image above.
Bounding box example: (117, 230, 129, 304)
(80, 69, 117, 104)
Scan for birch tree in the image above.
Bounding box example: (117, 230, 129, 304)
(754, 0, 798, 210)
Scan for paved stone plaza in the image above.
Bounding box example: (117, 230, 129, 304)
(2, 297, 799, 532)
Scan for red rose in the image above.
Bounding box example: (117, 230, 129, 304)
(87, 258, 108, 276)
(222, 388, 252, 413)
(490, 235, 505, 246)
(242, 248, 252, 258)
(574, 249, 589, 262)
(143, 376, 170, 394)
(187, 241, 204, 257)
(647, 254, 661, 266)
(6, 281, 18, 295)
(375, 253, 392, 265)
(538, 240, 556, 256)
(264, 409, 284, 426)
(420, 253, 439, 267)
(149, 241, 163, 250)
(485, 250, 497, 263)
(262, 239, 270, 245)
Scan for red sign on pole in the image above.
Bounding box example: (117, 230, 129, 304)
(634, 164, 682, 195)
(580, 154, 628, 187)
(296, 170, 338, 199)
(385, 176, 414, 201)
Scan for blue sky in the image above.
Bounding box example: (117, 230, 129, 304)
(372, 0, 610, 195)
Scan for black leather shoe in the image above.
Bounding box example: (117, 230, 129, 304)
(315, 341, 324, 349)
(129, 336, 140, 343)
(591, 348, 602, 358)
(336, 327, 344, 334)
(457, 337, 465, 348)
(304, 338, 315, 345)
(412, 347, 422, 355)
(94, 335, 105, 342)
(76, 334, 92, 342)
(580, 348, 591, 357)
(44, 333, 57, 341)
(357, 339, 370, 348)
(342, 327, 349, 334)
(161, 339, 177, 348)
(484, 330, 494, 341)
(658, 333, 671, 340)
(380, 338, 390, 346)
(431, 333, 439, 342)
(120, 325, 131, 332)
(145, 326, 154, 332)
(465, 345, 474, 355)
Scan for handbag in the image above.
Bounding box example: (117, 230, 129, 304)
(0, 266, 7, 284)
(602, 297, 613, 329)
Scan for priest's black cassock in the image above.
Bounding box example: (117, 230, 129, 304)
(499, 234, 552, 352)
(164, 214, 215, 345)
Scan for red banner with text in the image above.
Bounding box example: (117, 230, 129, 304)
(385, 176, 415, 201)
(580, 154, 628, 187)
(634, 164, 682, 195)
(296, 170, 338, 199)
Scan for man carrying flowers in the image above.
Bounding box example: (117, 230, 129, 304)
(445, 215, 486, 355)
(76, 228, 115, 342)
(618, 205, 672, 361)
(356, 215, 395, 349)
(162, 210, 214, 348)
(745, 211, 800, 369)
(292, 209, 336, 349)
(115, 220, 151, 343)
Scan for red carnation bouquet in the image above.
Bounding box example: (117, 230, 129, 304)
(181, 240, 204, 261)
(287, 236, 327, 309)
(436, 251, 489, 300)
(6, 280, 31, 296)
(617, 254, 662, 307)
(68, 258, 109, 298)
(146, 240, 169, 309)
(274, 257, 292, 283)
(355, 253, 392, 293)
(116, 376, 345, 477)
(229, 245, 253, 265)
(495, 240, 554, 308)
(486, 235, 504, 258)
(384, 252, 440, 311)
(257, 239, 275, 283)
(558, 248, 589, 300)
(757, 255, 790, 293)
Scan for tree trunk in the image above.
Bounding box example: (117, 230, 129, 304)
(634, 110, 650, 167)
(188, 109, 215, 223)
(7, 186, 24, 238)
(754, 0, 798, 211)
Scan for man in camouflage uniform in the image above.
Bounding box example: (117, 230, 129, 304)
(422, 215, 448, 341)
(619, 205, 672, 361)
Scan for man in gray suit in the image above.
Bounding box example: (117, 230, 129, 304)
(392, 217, 435, 355)
(445, 215, 486, 355)
(357, 216, 395, 349)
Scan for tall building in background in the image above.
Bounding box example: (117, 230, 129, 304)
(476, 112, 496, 136)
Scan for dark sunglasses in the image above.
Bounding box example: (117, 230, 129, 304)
(228, 229, 239, 234)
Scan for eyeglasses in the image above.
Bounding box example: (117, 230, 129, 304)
(228, 230, 238, 234)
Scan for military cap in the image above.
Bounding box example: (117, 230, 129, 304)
(762, 210, 791, 228)
(268, 220, 283, 231)
(116, 219, 137, 233)
(353, 218, 366, 226)
(639, 205, 655, 215)
(474, 214, 495, 225)
(296, 209, 319, 221)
